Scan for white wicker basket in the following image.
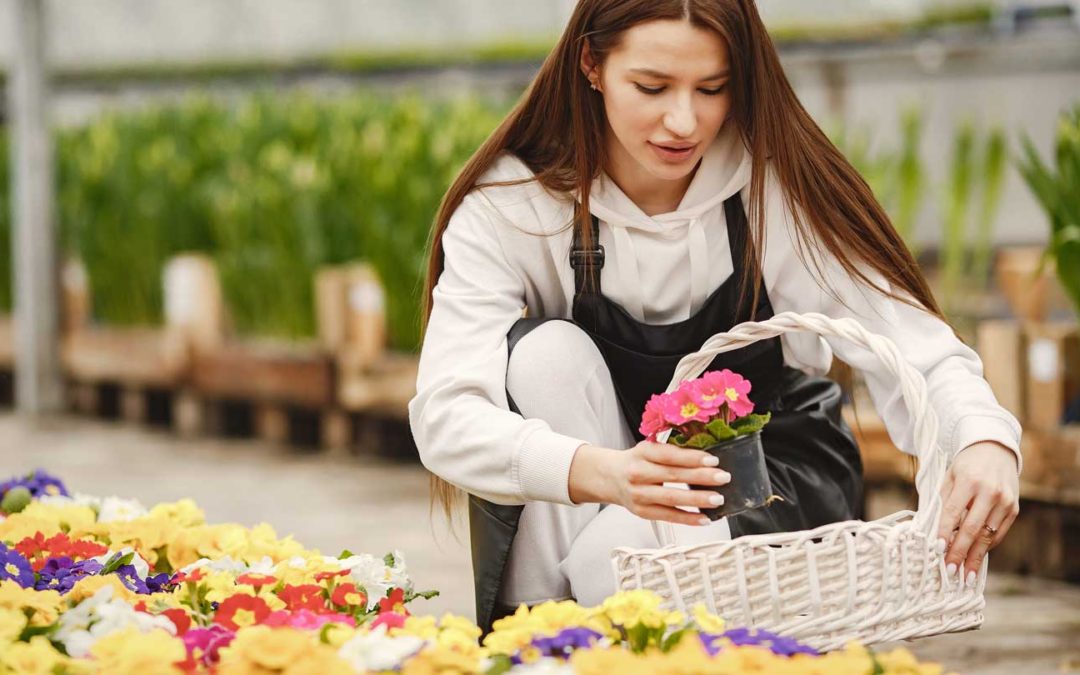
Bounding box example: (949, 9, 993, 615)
(610, 312, 986, 652)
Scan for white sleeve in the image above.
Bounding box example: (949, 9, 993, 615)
(758, 181, 1023, 474)
(408, 193, 588, 506)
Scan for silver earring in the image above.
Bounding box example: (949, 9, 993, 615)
(590, 82, 598, 91)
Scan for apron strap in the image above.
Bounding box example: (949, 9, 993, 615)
(570, 208, 604, 296)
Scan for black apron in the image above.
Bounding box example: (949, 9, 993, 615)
(468, 193, 863, 635)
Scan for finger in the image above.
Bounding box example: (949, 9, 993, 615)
(963, 502, 1011, 581)
(634, 504, 711, 527)
(946, 492, 996, 578)
(989, 499, 1020, 549)
(936, 474, 973, 548)
(633, 485, 724, 511)
(628, 461, 730, 487)
(643, 443, 719, 468)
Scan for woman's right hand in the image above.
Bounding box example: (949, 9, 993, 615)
(568, 441, 732, 526)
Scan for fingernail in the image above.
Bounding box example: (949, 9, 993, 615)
(708, 494, 724, 506)
(702, 456, 719, 467)
(946, 563, 957, 578)
(936, 538, 947, 554)
(965, 570, 976, 587)
(714, 472, 730, 483)
(698, 517, 710, 525)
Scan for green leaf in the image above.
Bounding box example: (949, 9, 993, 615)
(705, 418, 736, 441)
(684, 432, 718, 449)
(484, 655, 514, 675)
(338, 549, 355, 559)
(661, 627, 689, 652)
(732, 412, 772, 435)
(383, 552, 396, 567)
(100, 552, 135, 576)
(670, 433, 689, 446)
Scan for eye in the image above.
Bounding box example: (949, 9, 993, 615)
(699, 84, 728, 96)
(634, 83, 665, 95)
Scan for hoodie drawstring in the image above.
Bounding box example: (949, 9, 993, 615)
(611, 226, 647, 322)
(687, 217, 709, 318)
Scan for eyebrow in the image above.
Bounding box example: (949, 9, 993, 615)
(629, 67, 730, 81)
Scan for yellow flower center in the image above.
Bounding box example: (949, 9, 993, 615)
(233, 609, 257, 628)
(724, 387, 739, 402)
(344, 591, 362, 605)
(680, 402, 700, 418)
(4, 563, 19, 576)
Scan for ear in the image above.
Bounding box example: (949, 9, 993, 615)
(579, 39, 600, 87)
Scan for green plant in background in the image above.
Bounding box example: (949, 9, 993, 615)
(42, 91, 507, 350)
(1017, 105, 1080, 318)
(938, 119, 1008, 315)
(828, 105, 925, 252)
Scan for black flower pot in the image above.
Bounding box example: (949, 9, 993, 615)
(689, 430, 772, 521)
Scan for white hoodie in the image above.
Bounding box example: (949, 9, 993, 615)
(408, 121, 1022, 508)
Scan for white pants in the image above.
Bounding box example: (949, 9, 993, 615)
(498, 320, 731, 608)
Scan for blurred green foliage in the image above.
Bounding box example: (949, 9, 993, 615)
(0, 92, 506, 350)
(1018, 105, 1080, 318)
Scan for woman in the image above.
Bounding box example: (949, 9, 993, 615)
(409, 0, 1022, 634)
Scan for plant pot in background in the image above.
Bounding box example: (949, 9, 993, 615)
(996, 246, 1051, 322)
(689, 431, 773, 521)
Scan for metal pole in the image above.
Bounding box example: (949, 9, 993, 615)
(9, 0, 63, 414)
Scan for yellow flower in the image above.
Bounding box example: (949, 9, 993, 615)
(0, 606, 27, 643)
(18, 502, 97, 536)
(89, 627, 187, 675)
(875, 647, 946, 675)
(94, 515, 179, 567)
(400, 645, 483, 675)
(399, 614, 440, 639)
(280, 649, 355, 675)
(218, 625, 315, 671)
(320, 622, 357, 648)
(149, 498, 206, 527)
(66, 574, 142, 606)
(0, 635, 76, 675)
(600, 590, 678, 629)
(0, 581, 63, 626)
(691, 603, 726, 633)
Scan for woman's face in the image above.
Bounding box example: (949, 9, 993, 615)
(583, 19, 733, 186)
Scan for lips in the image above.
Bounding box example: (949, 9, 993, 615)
(649, 141, 698, 163)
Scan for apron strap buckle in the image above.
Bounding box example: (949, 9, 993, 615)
(569, 246, 605, 268)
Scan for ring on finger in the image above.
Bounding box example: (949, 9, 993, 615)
(982, 523, 998, 538)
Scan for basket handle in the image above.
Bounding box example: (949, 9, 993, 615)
(650, 311, 945, 547)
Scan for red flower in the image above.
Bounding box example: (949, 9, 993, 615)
(213, 595, 272, 631)
(236, 573, 277, 588)
(276, 584, 327, 613)
(314, 569, 350, 583)
(173, 569, 206, 584)
(14, 533, 108, 571)
(378, 588, 408, 616)
(330, 583, 366, 608)
(163, 608, 193, 636)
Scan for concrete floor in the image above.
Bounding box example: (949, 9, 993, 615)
(2, 412, 1078, 673)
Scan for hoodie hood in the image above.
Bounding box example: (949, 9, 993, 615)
(581, 121, 752, 321)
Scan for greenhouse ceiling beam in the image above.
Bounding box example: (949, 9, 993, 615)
(8, 0, 63, 414)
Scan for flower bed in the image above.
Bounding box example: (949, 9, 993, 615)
(0, 470, 952, 673)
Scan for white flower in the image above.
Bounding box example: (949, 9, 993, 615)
(55, 586, 175, 658)
(97, 496, 148, 523)
(337, 625, 424, 672)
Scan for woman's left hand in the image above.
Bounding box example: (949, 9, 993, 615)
(936, 440, 1020, 585)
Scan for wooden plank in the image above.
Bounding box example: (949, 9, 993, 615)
(173, 389, 204, 438)
(977, 319, 1026, 422)
(254, 403, 289, 444)
(0, 316, 14, 368)
(61, 327, 189, 387)
(119, 386, 147, 423)
(192, 340, 333, 408)
(337, 351, 417, 418)
(321, 410, 351, 452)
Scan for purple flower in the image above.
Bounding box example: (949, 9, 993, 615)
(0, 469, 69, 500)
(34, 557, 103, 594)
(183, 625, 235, 666)
(514, 627, 603, 663)
(146, 572, 174, 594)
(0, 543, 35, 588)
(699, 627, 818, 657)
(114, 564, 150, 594)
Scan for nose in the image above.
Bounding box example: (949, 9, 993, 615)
(662, 91, 697, 138)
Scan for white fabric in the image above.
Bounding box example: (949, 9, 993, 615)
(499, 320, 731, 606)
(408, 119, 1023, 511)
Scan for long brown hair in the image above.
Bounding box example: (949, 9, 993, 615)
(421, 0, 944, 519)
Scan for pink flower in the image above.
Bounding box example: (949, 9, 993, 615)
(371, 611, 408, 631)
(700, 369, 754, 421)
(638, 393, 670, 440)
(661, 388, 713, 426)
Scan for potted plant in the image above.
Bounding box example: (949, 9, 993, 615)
(639, 369, 774, 520)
